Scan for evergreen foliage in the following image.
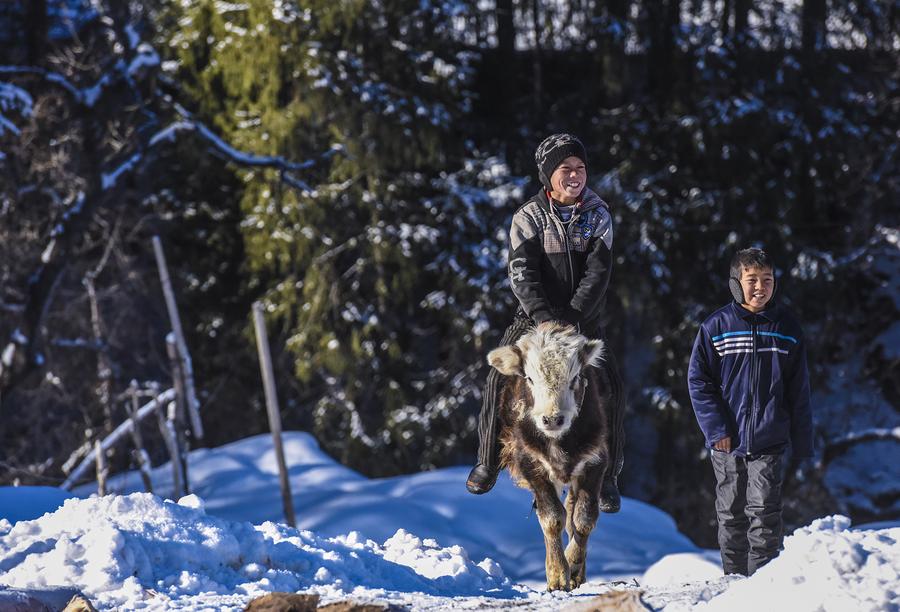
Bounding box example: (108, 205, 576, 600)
(164, 0, 507, 473)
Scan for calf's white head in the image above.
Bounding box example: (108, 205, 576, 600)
(488, 322, 605, 438)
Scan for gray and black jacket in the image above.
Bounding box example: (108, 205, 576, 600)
(508, 188, 613, 335)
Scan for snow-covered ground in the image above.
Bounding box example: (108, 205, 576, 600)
(0, 432, 897, 610)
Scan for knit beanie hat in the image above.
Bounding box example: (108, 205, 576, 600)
(534, 133, 588, 190)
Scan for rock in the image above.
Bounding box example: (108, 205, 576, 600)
(243, 592, 320, 612)
(0, 591, 52, 612)
(62, 595, 98, 612)
(562, 589, 649, 611)
(0, 588, 96, 612)
(318, 603, 406, 612)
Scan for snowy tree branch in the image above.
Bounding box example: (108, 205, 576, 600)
(0, 300, 25, 314)
(823, 427, 900, 463)
(102, 98, 343, 192)
(0, 40, 158, 107)
(0, 65, 113, 107)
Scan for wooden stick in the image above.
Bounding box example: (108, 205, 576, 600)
(126, 380, 153, 493)
(252, 301, 296, 527)
(154, 394, 185, 500)
(152, 235, 203, 439)
(95, 440, 108, 496)
(166, 336, 190, 495)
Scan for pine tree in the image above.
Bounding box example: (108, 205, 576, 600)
(165, 0, 525, 473)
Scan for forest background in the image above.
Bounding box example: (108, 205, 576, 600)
(0, 0, 897, 546)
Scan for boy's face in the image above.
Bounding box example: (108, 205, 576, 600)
(549, 156, 587, 204)
(739, 265, 775, 312)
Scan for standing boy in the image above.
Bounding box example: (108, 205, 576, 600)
(687, 247, 813, 575)
(466, 133, 625, 514)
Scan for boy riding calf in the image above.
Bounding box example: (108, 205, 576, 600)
(467, 133, 625, 514)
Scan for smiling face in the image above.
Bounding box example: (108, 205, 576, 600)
(739, 265, 775, 313)
(548, 156, 587, 204)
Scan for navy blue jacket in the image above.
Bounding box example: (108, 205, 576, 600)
(687, 301, 813, 458)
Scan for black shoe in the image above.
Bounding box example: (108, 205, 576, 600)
(466, 463, 499, 495)
(599, 477, 621, 513)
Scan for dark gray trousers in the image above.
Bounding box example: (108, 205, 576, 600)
(477, 316, 626, 482)
(476, 315, 533, 468)
(710, 451, 785, 576)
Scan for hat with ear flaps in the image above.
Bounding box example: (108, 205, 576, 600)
(729, 277, 748, 304)
(534, 133, 587, 190)
(729, 247, 778, 304)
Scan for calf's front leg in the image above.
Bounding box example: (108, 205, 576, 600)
(530, 476, 570, 591)
(565, 462, 603, 588)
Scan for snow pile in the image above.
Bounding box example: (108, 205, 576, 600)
(641, 552, 722, 587)
(3, 432, 899, 611)
(381, 529, 505, 590)
(0, 492, 517, 610)
(78, 432, 700, 584)
(696, 515, 899, 612)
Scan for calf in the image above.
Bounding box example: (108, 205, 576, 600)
(488, 322, 614, 591)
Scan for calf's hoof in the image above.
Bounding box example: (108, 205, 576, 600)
(568, 562, 586, 589)
(545, 570, 571, 592)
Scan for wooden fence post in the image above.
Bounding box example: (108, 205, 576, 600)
(95, 440, 108, 496)
(166, 336, 190, 496)
(252, 301, 296, 527)
(126, 380, 154, 493)
(154, 395, 185, 500)
(152, 235, 203, 440)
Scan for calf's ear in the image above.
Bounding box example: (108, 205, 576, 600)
(580, 339, 606, 369)
(488, 345, 524, 376)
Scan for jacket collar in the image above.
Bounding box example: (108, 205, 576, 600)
(730, 300, 780, 322)
(534, 187, 607, 215)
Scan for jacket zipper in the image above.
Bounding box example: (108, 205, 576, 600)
(549, 203, 577, 297)
(563, 225, 575, 295)
(748, 318, 759, 454)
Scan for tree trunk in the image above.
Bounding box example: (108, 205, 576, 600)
(733, 0, 751, 89)
(802, 0, 827, 60)
(24, 0, 48, 64)
(733, 0, 749, 38)
(598, 0, 628, 108)
(531, 0, 543, 118)
(800, 0, 827, 243)
(721, 0, 732, 37)
(496, 0, 516, 146)
(647, 0, 679, 105)
(665, 0, 682, 100)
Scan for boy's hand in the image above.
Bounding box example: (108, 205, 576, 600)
(791, 457, 818, 483)
(713, 436, 732, 452)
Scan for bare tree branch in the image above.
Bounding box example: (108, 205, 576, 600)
(61, 388, 176, 490)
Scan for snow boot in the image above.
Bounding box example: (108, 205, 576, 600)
(599, 476, 621, 513)
(466, 463, 499, 495)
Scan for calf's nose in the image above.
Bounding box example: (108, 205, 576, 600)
(542, 415, 565, 428)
